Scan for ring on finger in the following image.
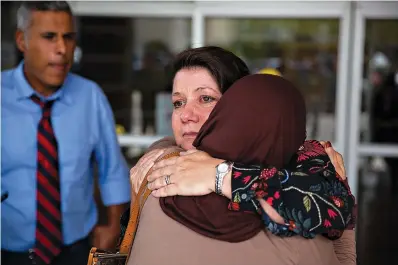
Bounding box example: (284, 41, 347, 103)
(165, 175, 171, 185)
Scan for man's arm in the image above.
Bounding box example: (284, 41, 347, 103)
(93, 85, 131, 250)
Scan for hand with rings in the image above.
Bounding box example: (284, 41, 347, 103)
(147, 150, 224, 197)
(164, 174, 171, 186)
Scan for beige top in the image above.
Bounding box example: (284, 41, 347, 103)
(128, 195, 344, 265)
(136, 137, 356, 265)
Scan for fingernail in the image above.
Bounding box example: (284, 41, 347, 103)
(325, 141, 332, 148)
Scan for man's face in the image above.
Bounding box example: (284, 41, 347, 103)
(16, 11, 76, 92)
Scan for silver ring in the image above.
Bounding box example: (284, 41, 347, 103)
(165, 175, 171, 185)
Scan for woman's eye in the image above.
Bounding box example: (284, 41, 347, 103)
(200, 95, 216, 103)
(173, 100, 184, 109)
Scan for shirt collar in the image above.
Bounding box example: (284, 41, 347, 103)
(13, 61, 73, 105)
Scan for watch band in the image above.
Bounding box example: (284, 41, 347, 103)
(215, 161, 232, 195)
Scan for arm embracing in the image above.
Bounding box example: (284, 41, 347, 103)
(228, 140, 356, 239)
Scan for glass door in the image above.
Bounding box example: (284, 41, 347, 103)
(347, 1, 398, 197)
(194, 1, 352, 155)
(346, 2, 398, 265)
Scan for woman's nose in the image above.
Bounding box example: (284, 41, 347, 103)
(180, 104, 199, 123)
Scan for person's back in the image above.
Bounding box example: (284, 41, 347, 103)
(129, 189, 339, 265)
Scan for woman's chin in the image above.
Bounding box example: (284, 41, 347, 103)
(181, 141, 195, 151)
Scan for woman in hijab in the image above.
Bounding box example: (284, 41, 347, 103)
(123, 47, 356, 264)
(127, 74, 350, 265)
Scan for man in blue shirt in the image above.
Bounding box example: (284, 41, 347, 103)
(1, 2, 131, 265)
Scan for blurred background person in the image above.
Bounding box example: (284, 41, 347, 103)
(1, 2, 130, 265)
(371, 71, 398, 196)
(130, 41, 171, 135)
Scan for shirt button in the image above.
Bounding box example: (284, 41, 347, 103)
(29, 249, 37, 264)
(28, 249, 35, 259)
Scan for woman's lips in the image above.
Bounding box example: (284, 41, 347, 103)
(183, 132, 198, 138)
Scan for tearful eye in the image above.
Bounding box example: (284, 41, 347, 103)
(173, 100, 184, 109)
(200, 95, 216, 103)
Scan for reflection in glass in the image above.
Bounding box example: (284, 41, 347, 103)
(205, 18, 340, 141)
(74, 16, 191, 163)
(361, 19, 398, 144)
(130, 18, 191, 141)
(356, 156, 398, 265)
(76, 16, 191, 135)
(1, 1, 19, 71)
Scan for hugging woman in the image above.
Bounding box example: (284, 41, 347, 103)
(122, 46, 356, 265)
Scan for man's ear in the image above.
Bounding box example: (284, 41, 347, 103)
(15, 30, 27, 53)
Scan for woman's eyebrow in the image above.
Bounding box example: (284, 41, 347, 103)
(172, 86, 219, 97)
(195, 86, 219, 93)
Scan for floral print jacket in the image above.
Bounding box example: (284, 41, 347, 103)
(229, 140, 356, 239)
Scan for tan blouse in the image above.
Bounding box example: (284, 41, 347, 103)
(138, 138, 356, 265)
(128, 195, 344, 265)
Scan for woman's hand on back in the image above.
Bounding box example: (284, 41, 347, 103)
(320, 141, 346, 179)
(147, 150, 224, 197)
(130, 149, 165, 195)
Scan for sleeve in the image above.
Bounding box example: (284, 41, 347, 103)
(333, 230, 357, 265)
(94, 86, 131, 206)
(146, 136, 177, 152)
(229, 140, 356, 239)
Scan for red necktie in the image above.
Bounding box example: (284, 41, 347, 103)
(31, 95, 63, 264)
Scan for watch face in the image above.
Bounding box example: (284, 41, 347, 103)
(218, 163, 229, 173)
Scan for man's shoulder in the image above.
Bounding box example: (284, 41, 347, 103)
(1, 68, 16, 88)
(66, 72, 103, 94)
(65, 73, 109, 109)
(1, 68, 15, 76)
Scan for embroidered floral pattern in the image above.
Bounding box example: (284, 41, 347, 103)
(229, 140, 356, 239)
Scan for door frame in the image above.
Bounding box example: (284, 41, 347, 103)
(346, 1, 398, 197)
(193, 1, 353, 157)
(72, 1, 354, 157)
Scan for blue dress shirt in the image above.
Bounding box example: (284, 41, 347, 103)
(1, 62, 131, 251)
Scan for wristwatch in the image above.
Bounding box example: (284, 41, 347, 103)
(215, 161, 233, 195)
